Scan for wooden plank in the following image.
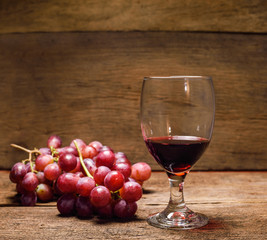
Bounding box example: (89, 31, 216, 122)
(0, 32, 266, 170)
(0, 0, 266, 34)
(1, 171, 267, 239)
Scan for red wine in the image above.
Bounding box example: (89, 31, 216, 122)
(144, 136, 210, 173)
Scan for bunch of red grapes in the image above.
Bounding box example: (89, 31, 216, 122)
(9, 136, 151, 219)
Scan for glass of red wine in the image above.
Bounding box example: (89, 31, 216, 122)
(140, 76, 215, 229)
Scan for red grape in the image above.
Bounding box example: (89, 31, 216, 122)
(95, 150, 115, 168)
(81, 145, 98, 159)
(70, 139, 86, 151)
(57, 146, 78, 157)
(125, 177, 137, 183)
(57, 173, 79, 193)
(36, 171, 51, 185)
(89, 141, 103, 152)
(36, 183, 53, 202)
(93, 166, 111, 185)
(114, 152, 130, 161)
(120, 182, 142, 203)
(100, 146, 114, 152)
(90, 186, 111, 208)
(70, 157, 82, 173)
(113, 199, 137, 219)
(9, 162, 27, 183)
(97, 203, 113, 218)
(131, 162, 151, 182)
(104, 171, 125, 192)
(53, 179, 63, 196)
(44, 163, 61, 181)
(39, 147, 51, 155)
(75, 196, 93, 218)
(21, 191, 37, 206)
(21, 172, 39, 192)
(76, 177, 96, 197)
(112, 162, 131, 179)
(35, 154, 54, 171)
(81, 158, 97, 176)
(57, 193, 76, 216)
(74, 171, 84, 178)
(114, 152, 127, 159)
(58, 153, 77, 172)
(47, 135, 62, 148)
(16, 183, 27, 195)
(115, 157, 132, 166)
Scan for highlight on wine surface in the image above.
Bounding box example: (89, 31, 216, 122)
(140, 76, 215, 229)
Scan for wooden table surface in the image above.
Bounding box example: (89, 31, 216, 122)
(0, 170, 266, 240)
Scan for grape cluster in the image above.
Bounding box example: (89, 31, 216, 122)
(9, 136, 151, 219)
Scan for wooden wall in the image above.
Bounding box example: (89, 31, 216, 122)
(0, 0, 266, 33)
(0, 1, 266, 170)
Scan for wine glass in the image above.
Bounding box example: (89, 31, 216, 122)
(140, 76, 215, 229)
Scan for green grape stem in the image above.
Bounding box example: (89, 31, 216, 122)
(10, 144, 40, 173)
(28, 150, 35, 173)
(10, 144, 33, 153)
(73, 140, 93, 178)
(50, 146, 58, 157)
(111, 191, 121, 200)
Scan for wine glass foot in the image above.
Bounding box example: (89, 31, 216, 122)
(147, 210, 208, 230)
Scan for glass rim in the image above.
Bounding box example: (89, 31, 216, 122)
(144, 76, 212, 80)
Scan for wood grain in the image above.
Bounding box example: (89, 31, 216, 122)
(1, 171, 267, 239)
(0, 31, 266, 170)
(0, 0, 266, 34)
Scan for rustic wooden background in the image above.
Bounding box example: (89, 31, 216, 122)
(0, 0, 266, 170)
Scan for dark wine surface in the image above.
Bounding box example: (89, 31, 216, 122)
(144, 136, 210, 173)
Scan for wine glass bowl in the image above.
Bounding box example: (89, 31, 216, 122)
(140, 76, 215, 229)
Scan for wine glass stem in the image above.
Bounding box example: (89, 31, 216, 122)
(165, 173, 188, 214)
